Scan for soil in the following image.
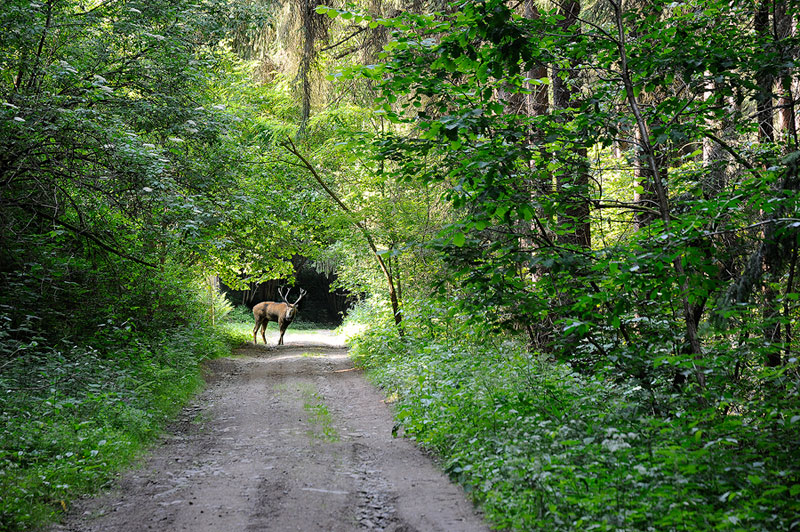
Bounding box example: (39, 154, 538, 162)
(53, 331, 490, 532)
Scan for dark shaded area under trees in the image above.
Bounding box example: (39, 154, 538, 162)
(221, 261, 356, 324)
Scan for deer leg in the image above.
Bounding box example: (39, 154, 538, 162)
(260, 322, 268, 344)
(253, 319, 261, 344)
(278, 323, 287, 345)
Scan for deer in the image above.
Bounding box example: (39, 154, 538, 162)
(252, 287, 308, 346)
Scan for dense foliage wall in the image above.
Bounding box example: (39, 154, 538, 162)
(0, 1, 321, 528)
(320, 0, 800, 529)
(322, 0, 800, 384)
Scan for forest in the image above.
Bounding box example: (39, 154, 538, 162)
(1, 0, 799, 530)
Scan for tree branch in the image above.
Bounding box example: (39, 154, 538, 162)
(281, 137, 403, 327)
(318, 26, 368, 53)
(703, 131, 763, 181)
(24, 206, 157, 268)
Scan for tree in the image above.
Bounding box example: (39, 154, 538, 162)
(552, 0, 591, 249)
(282, 137, 404, 327)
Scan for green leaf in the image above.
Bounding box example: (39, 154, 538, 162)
(747, 474, 762, 486)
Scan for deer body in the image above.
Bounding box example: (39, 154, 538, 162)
(253, 287, 307, 346)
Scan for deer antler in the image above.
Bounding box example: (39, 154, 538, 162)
(294, 288, 307, 305)
(278, 286, 291, 303)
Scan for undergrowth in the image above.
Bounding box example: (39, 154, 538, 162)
(0, 323, 233, 531)
(0, 263, 244, 531)
(345, 299, 800, 531)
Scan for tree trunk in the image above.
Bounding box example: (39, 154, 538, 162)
(776, 3, 798, 360)
(755, 0, 774, 142)
(702, 76, 734, 197)
(764, 222, 783, 367)
(757, 0, 791, 366)
(633, 127, 659, 230)
(552, 0, 590, 249)
(295, 0, 327, 137)
(776, 3, 797, 150)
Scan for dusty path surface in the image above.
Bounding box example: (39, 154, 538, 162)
(54, 331, 489, 532)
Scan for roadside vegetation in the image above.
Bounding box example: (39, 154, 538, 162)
(0, 1, 289, 529)
(0, 289, 235, 529)
(324, 1, 800, 529)
(345, 299, 799, 531)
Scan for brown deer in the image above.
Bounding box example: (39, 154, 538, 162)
(252, 287, 307, 346)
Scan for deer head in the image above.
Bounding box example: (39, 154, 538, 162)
(278, 286, 307, 321)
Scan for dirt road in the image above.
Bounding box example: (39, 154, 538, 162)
(54, 331, 489, 532)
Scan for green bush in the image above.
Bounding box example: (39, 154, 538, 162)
(0, 321, 230, 530)
(345, 300, 800, 531)
(0, 249, 236, 530)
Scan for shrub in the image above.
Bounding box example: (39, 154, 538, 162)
(0, 321, 229, 530)
(345, 300, 800, 531)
